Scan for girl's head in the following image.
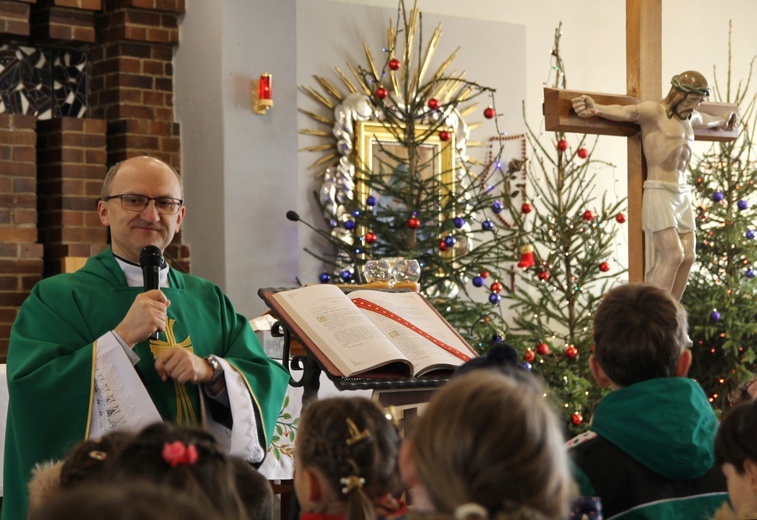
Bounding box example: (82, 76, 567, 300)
(400, 371, 575, 520)
(108, 422, 246, 520)
(294, 396, 401, 520)
(715, 400, 757, 516)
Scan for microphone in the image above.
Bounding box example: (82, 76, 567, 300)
(286, 210, 364, 284)
(140, 245, 163, 340)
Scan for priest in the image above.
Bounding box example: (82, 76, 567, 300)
(3, 156, 290, 519)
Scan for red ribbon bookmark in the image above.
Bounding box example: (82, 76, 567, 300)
(352, 298, 471, 362)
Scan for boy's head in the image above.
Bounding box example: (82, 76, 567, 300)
(591, 284, 691, 388)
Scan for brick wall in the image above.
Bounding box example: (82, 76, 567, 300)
(0, 114, 42, 356)
(0, 0, 187, 360)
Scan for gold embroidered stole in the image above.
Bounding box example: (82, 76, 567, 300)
(149, 318, 198, 425)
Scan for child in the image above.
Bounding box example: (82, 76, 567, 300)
(108, 422, 247, 520)
(569, 283, 727, 519)
(294, 396, 404, 520)
(27, 430, 135, 515)
(28, 480, 220, 520)
(713, 399, 757, 519)
(399, 370, 576, 520)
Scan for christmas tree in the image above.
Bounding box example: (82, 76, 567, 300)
(682, 25, 757, 412)
(299, 0, 520, 350)
(504, 24, 626, 432)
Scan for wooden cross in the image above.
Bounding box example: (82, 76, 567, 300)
(543, 0, 738, 283)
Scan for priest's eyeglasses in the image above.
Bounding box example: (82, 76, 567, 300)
(102, 193, 184, 214)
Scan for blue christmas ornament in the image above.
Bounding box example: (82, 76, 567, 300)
(747, 230, 756, 240)
(492, 334, 503, 343)
(344, 220, 356, 230)
(709, 310, 721, 322)
(746, 268, 756, 279)
(319, 272, 331, 283)
(492, 200, 503, 214)
(340, 270, 352, 282)
(472, 276, 485, 287)
(488, 293, 501, 304)
(444, 235, 457, 247)
(352, 209, 361, 217)
(366, 195, 377, 206)
(453, 216, 465, 229)
(521, 362, 532, 371)
(482, 219, 494, 231)
(712, 192, 725, 202)
(738, 200, 749, 211)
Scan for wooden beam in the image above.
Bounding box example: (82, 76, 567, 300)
(543, 88, 640, 136)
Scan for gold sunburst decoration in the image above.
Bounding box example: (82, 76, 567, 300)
(298, 0, 494, 252)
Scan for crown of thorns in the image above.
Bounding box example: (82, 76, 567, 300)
(671, 75, 710, 97)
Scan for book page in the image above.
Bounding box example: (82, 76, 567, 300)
(347, 290, 477, 375)
(272, 285, 411, 376)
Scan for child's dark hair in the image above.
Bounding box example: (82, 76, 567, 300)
(715, 399, 757, 472)
(229, 456, 274, 520)
(108, 422, 246, 520)
(297, 396, 401, 520)
(59, 430, 135, 489)
(592, 284, 689, 386)
(28, 480, 221, 520)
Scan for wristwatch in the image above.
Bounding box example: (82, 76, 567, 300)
(203, 355, 224, 384)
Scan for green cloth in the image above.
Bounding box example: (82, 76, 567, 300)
(3, 249, 289, 520)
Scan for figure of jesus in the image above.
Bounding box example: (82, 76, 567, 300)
(572, 71, 738, 300)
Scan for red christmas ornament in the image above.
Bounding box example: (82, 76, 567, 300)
(364, 232, 377, 244)
(388, 58, 401, 71)
(483, 106, 496, 119)
(599, 262, 610, 272)
(407, 217, 421, 229)
(521, 202, 533, 214)
(537, 271, 550, 281)
(490, 281, 503, 294)
(557, 139, 569, 152)
(536, 342, 550, 355)
(517, 244, 535, 269)
(577, 147, 589, 159)
(375, 86, 388, 99)
(480, 271, 490, 279)
(439, 130, 451, 142)
(582, 210, 594, 221)
(615, 213, 626, 224)
(427, 98, 440, 110)
(439, 240, 449, 252)
(565, 345, 578, 359)
(523, 349, 535, 363)
(571, 412, 584, 426)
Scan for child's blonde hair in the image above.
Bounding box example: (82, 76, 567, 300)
(408, 371, 575, 520)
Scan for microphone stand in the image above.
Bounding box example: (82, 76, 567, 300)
(287, 211, 365, 284)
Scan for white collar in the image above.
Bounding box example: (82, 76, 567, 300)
(114, 255, 170, 288)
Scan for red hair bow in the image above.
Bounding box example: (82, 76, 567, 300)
(161, 441, 199, 467)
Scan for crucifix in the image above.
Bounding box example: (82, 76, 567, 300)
(543, 0, 738, 295)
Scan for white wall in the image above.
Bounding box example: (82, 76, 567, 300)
(175, 0, 757, 318)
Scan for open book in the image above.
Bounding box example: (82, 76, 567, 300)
(261, 284, 477, 379)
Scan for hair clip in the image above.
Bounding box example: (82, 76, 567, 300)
(454, 503, 489, 520)
(345, 418, 371, 446)
(340, 475, 365, 494)
(88, 450, 107, 461)
(161, 441, 199, 467)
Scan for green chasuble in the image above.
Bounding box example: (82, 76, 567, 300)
(3, 249, 289, 519)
